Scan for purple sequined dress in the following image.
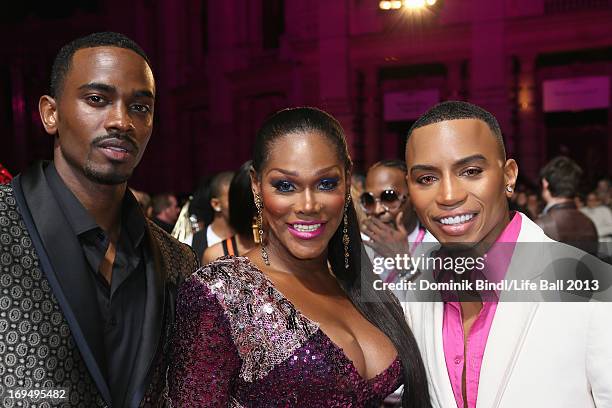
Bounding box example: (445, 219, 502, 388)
(168, 256, 403, 407)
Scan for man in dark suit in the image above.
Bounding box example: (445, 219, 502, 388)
(0, 32, 198, 407)
(536, 156, 599, 255)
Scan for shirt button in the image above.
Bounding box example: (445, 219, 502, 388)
(454, 357, 462, 365)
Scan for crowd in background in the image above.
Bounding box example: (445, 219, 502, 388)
(35, 153, 607, 265)
(510, 175, 612, 230)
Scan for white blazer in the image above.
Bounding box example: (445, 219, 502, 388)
(403, 212, 612, 408)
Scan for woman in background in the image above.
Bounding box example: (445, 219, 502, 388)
(203, 160, 258, 262)
(169, 107, 430, 407)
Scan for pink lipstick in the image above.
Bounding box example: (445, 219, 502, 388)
(287, 221, 326, 240)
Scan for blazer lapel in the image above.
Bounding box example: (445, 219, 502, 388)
(126, 222, 166, 407)
(419, 302, 458, 408)
(476, 213, 542, 407)
(477, 302, 538, 408)
(13, 164, 111, 405)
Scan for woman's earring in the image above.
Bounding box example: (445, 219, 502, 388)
(506, 185, 513, 193)
(254, 194, 270, 266)
(343, 194, 350, 269)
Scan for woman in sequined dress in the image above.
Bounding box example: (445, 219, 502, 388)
(168, 107, 431, 407)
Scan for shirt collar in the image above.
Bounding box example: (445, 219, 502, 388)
(45, 163, 145, 247)
(46, 163, 99, 236)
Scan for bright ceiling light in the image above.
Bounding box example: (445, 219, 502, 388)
(426, 0, 437, 5)
(404, 0, 426, 9)
(379, 1, 392, 10)
(390, 0, 403, 9)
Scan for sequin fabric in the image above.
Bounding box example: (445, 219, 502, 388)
(168, 256, 403, 407)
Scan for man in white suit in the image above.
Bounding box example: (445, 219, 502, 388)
(402, 101, 612, 408)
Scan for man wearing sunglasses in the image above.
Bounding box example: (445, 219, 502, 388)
(360, 159, 435, 283)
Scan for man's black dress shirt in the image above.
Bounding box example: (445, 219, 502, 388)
(46, 164, 147, 407)
(153, 217, 174, 234)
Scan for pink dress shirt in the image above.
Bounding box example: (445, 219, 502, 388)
(442, 212, 522, 408)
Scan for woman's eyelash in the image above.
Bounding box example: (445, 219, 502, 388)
(271, 178, 340, 192)
(318, 178, 339, 190)
(272, 180, 295, 192)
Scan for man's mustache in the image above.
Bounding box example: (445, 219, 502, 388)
(92, 133, 139, 154)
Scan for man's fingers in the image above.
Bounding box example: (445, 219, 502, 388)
(396, 211, 408, 235)
(363, 219, 385, 237)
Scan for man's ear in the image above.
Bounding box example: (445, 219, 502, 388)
(503, 159, 519, 193)
(541, 178, 549, 192)
(39, 95, 59, 135)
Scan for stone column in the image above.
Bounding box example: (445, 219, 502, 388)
(10, 59, 27, 171)
(445, 59, 463, 100)
(207, 0, 241, 172)
(318, 0, 354, 151)
(469, 0, 512, 159)
(362, 64, 381, 170)
(516, 53, 540, 181)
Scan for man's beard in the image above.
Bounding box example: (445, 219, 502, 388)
(83, 161, 132, 185)
(83, 133, 139, 185)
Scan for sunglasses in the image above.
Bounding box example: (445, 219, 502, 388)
(359, 190, 406, 213)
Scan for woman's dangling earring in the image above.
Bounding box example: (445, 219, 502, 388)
(343, 194, 350, 269)
(254, 194, 270, 265)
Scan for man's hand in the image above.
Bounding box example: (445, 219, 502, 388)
(362, 211, 410, 258)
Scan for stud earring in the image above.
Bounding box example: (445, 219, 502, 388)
(254, 194, 270, 265)
(506, 185, 513, 193)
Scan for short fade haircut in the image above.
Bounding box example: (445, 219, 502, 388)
(151, 193, 175, 216)
(540, 156, 583, 199)
(368, 159, 407, 176)
(407, 100, 506, 160)
(50, 31, 152, 98)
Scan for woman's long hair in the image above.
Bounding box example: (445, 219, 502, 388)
(228, 160, 256, 237)
(252, 107, 431, 408)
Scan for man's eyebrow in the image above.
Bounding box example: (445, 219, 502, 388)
(133, 90, 155, 99)
(409, 164, 438, 174)
(453, 154, 488, 167)
(77, 83, 155, 99)
(409, 154, 488, 174)
(77, 82, 116, 93)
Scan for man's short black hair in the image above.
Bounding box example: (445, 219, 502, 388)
(50, 31, 152, 98)
(151, 193, 174, 216)
(540, 156, 583, 199)
(407, 100, 506, 159)
(368, 159, 408, 176)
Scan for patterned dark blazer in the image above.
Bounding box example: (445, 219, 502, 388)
(0, 162, 198, 407)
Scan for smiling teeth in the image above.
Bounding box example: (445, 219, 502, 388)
(293, 224, 321, 232)
(439, 214, 474, 225)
